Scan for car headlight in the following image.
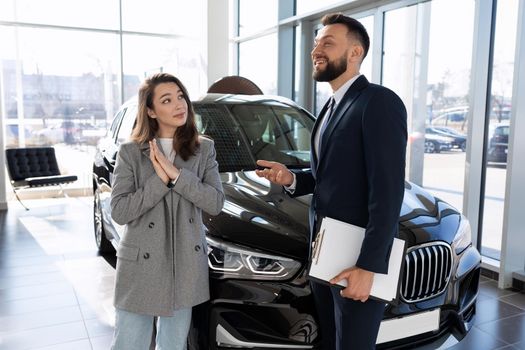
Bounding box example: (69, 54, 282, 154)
(452, 215, 472, 254)
(206, 236, 301, 280)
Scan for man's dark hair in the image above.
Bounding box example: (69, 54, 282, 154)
(321, 13, 370, 60)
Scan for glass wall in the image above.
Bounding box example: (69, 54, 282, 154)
(238, 0, 278, 36)
(382, 5, 418, 109)
(0, 0, 206, 192)
(382, 0, 475, 213)
(296, 0, 345, 16)
(121, 0, 203, 36)
(122, 35, 205, 101)
(481, 0, 519, 260)
(422, 0, 474, 211)
(239, 33, 278, 95)
(0, 0, 119, 29)
(1, 26, 121, 188)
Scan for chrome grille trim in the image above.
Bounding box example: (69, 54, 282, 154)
(432, 246, 438, 292)
(400, 242, 453, 303)
(418, 249, 425, 296)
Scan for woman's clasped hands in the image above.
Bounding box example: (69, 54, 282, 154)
(149, 139, 180, 184)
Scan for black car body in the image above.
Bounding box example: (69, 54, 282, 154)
(93, 94, 481, 349)
(426, 127, 467, 151)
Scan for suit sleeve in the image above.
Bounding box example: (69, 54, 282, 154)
(356, 89, 407, 274)
(288, 169, 316, 197)
(173, 140, 225, 215)
(110, 144, 170, 225)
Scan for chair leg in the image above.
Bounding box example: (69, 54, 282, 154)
(57, 184, 70, 199)
(11, 186, 29, 211)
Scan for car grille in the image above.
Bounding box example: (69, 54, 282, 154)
(401, 242, 453, 303)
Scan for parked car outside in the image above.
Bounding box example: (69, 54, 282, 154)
(424, 133, 454, 153)
(93, 93, 480, 349)
(487, 122, 509, 163)
(426, 126, 467, 151)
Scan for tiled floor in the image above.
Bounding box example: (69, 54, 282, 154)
(1, 197, 525, 350)
(0, 197, 115, 350)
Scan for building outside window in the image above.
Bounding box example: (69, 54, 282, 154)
(0, 0, 206, 193)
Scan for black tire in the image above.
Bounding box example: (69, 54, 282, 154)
(460, 141, 467, 152)
(424, 141, 438, 153)
(94, 188, 115, 254)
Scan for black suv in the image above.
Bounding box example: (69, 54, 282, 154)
(93, 93, 481, 349)
(487, 122, 509, 163)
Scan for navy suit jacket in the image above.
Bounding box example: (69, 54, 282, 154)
(292, 75, 407, 274)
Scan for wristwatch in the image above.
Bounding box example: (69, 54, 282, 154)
(167, 178, 177, 188)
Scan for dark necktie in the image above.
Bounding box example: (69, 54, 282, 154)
(318, 97, 335, 155)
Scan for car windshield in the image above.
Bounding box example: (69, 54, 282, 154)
(194, 102, 314, 172)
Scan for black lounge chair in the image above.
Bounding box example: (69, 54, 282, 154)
(5, 147, 78, 210)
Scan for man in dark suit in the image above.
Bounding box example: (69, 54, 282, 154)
(256, 13, 407, 350)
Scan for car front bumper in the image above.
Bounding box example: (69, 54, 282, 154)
(197, 247, 480, 350)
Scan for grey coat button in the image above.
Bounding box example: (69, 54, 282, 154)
(189, 218, 194, 224)
(148, 222, 155, 228)
(143, 253, 150, 259)
(194, 245, 201, 252)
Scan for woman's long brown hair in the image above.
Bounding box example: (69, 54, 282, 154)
(131, 73, 199, 160)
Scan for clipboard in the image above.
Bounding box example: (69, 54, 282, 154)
(307, 217, 406, 304)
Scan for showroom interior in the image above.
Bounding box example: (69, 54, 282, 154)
(1, 0, 524, 349)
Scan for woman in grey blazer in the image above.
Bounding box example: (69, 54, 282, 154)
(110, 73, 224, 350)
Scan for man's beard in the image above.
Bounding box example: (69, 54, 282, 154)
(313, 51, 348, 82)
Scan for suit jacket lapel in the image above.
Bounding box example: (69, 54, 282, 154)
(317, 76, 369, 170)
(310, 99, 332, 177)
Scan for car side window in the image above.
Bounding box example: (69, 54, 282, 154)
(280, 112, 310, 153)
(116, 106, 138, 144)
(110, 108, 126, 141)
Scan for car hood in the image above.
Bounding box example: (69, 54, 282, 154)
(205, 171, 311, 260)
(205, 171, 460, 261)
(398, 182, 460, 246)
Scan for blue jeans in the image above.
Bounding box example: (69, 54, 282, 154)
(111, 308, 192, 350)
